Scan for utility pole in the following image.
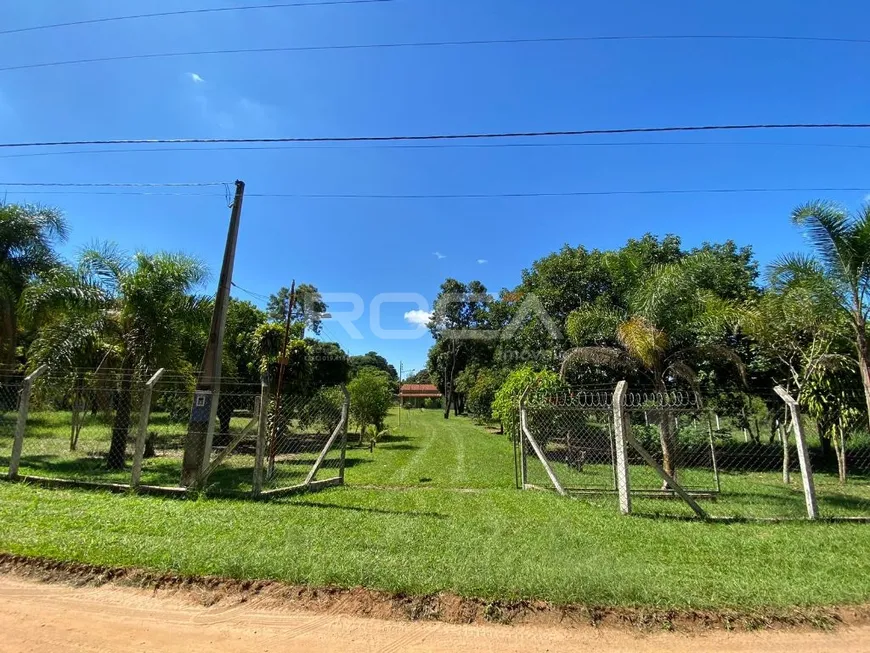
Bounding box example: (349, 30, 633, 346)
(181, 179, 245, 486)
(268, 280, 297, 480)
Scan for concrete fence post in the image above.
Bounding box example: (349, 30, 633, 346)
(773, 386, 818, 519)
(252, 374, 270, 496)
(337, 385, 350, 484)
(130, 368, 165, 489)
(8, 365, 47, 479)
(611, 381, 632, 515)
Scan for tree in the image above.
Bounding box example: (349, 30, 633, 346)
(492, 366, 565, 441)
(22, 244, 208, 468)
(347, 367, 393, 443)
(349, 351, 397, 383)
(427, 279, 494, 418)
(466, 367, 506, 424)
(405, 369, 431, 384)
(215, 299, 268, 441)
(561, 251, 745, 478)
(783, 201, 870, 430)
(267, 283, 327, 335)
(0, 203, 68, 366)
(743, 259, 849, 397)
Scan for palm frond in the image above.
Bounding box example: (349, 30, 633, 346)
(666, 360, 699, 388)
(791, 200, 854, 281)
(616, 316, 667, 369)
(78, 241, 129, 294)
(559, 346, 635, 380)
(671, 344, 747, 385)
(564, 304, 624, 345)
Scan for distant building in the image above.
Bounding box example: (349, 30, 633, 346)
(399, 383, 442, 408)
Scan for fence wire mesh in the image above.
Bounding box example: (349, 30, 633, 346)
(793, 392, 870, 519)
(0, 370, 23, 474)
(521, 385, 870, 520)
(522, 390, 617, 500)
(15, 370, 144, 484)
(260, 386, 347, 494)
(4, 366, 348, 498)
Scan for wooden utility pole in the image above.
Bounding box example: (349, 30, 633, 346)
(181, 180, 245, 486)
(267, 280, 296, 479)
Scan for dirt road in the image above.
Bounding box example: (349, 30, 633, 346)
(1, 575, 867, 653)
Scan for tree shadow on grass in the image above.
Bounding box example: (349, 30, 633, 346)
(285, 499, 445, 518)
(377, 443, 419, 451)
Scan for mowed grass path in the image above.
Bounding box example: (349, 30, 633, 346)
(342, 409, 515, 489)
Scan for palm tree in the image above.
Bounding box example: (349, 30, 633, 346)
(561, 253, 743, 478)
(0, 203, 68, 366)
(779, 201, 870, 430)
(22, 243, 208, 468)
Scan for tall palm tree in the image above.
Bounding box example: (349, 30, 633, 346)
(0, 203, 67, 366)
(779, 201, 870, 430)
(22, 243, 208, 468)
(561, 253, 743, 478)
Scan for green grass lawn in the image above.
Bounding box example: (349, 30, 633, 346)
(342, 408, 516, 489)
(3, 407, 870, 609)
(2, 481, 870, 609)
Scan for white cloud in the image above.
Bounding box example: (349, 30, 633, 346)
(404, 309, 433, 327)
(864, 193, 870, 203)
(188, 72, 206, 84)
(477, 259, 488, 264)
(433, 251, 447, 260)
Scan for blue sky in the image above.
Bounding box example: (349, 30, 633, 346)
(1, 0, 869, 376)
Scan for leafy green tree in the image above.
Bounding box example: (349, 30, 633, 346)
(492, 366, 565, 441)
(22, 244, 208, 468)
(405, 369, 431, 384)
(214, 299, 268, 441)
(562, 252, 744, 477)
(781, 201, 870, 429)
(466, 367, 506, 424)
(427, 279, 494, 418)
(0, 204, 68, 366)
(349, 351, 397, 382)
(266, 283, 327, 335)
(348, 367, 393, 443)
(743, 258, 849, 396)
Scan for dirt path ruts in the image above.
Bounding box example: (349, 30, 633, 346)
(2, 575, 870, 653)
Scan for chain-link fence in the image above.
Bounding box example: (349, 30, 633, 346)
(3, 366, 349, 499)
(12, 369, 145, 485)
(521, 390, 618, 502)
(520, 383, 870, 520)
(0, 368, 23, 475)
(779, 387, 870, 520)
(257, 386, 348, 496)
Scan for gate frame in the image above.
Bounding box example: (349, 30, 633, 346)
(519, 380, 707, 518)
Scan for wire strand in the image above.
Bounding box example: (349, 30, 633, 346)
(4, 123, 870, 150)
(4, 140, 870, 160)
(3, 33, 869, 73)
(0, 181, 228, 188)
(2, 186, 867, 199)
(0, 0, 393, 36)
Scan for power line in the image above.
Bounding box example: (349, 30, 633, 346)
(247, 187, 870, 199)
(4, 140, 870, 160)
(2, 186, 867, 199)
(3, 33, 869, 73)
(4, 124, 870, 150)
(0, 0, 393, 37)
(0, 181, 228, 187)
(231, 281, 271, 302)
